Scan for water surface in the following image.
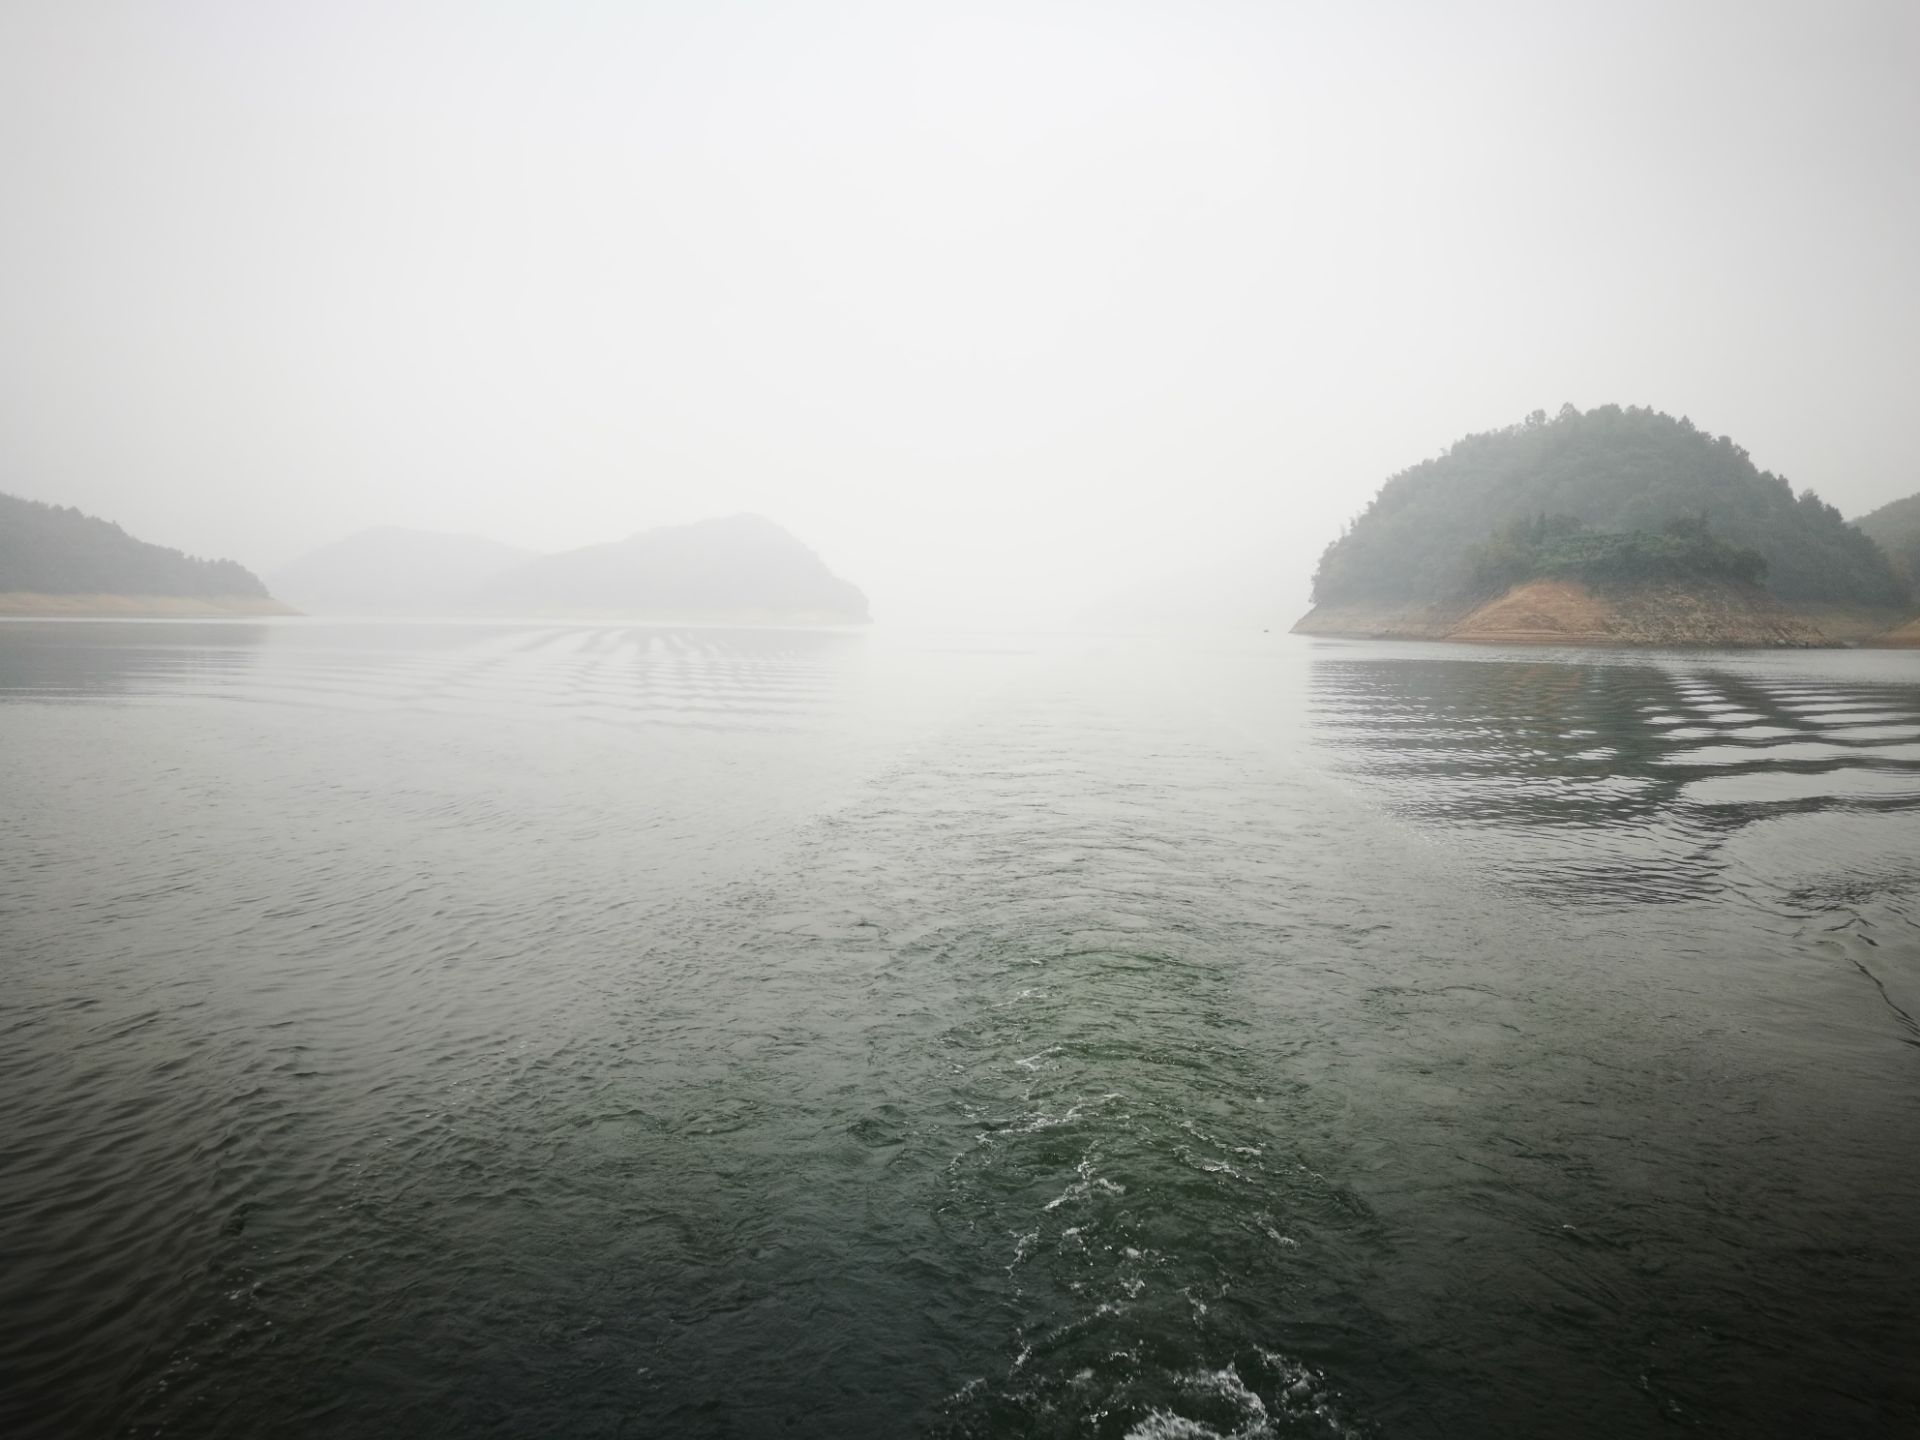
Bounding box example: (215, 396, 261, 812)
(2, 622, 1916, 1438)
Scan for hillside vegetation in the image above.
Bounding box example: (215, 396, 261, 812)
(1312, 405, 1904, 608)
(1468, 513, 1768, 592)
(0, 492, 270, 598)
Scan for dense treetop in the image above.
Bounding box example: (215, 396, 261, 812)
(1467, 513, 1768, 593)
(0, 491, 269, 597)
(1311, 405, 1905, 607)
(1852, 491, 1920, 589)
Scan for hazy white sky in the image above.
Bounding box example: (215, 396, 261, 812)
(2, 0, 1916, 623)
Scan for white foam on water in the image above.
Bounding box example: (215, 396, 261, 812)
(1124, 1413, 1230, 1440)
(1183, 1364, 1268, 1419)
(1044, 1156, 1128, 1211)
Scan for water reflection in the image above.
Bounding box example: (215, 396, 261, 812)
(0, 620, 271, 698)
(1310, 650, 1920, 905)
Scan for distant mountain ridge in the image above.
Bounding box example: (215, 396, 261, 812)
(474, 513, 869, 621)
(0, 491, 285, 613)
(270, 527, 537, 615)
(274, 513, 870, 622)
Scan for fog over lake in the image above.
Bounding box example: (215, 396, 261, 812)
(3, 622, 1917, 1437)
(4, 3, 1919, 1436)
(3, 2, 1917, 624)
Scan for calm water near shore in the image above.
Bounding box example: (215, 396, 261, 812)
(2, 621, 1917, 1438)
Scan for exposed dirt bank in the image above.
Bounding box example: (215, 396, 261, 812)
(1871, 617, 1920, 647)
(1295, 580, 1914, 648)
(1789, 605, 1920, 645)
(1448, 579, 1827, 646)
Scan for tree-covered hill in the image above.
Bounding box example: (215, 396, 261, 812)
(1311, 405, 1905, 608)
(0, 492, 270, 597)
(1852, 491, 1920, 589)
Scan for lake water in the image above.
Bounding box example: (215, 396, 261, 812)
(2, 621, 1917, 1438)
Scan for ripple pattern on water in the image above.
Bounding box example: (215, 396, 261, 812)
(1310, 652, 1920, 910)
(3, 626, 1918, 1439)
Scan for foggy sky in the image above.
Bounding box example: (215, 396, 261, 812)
(2, 0, 1916, 625)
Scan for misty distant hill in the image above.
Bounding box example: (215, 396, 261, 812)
(474, 513, 869, 622)
(271, 527, 538, 615)
(1309, 404, 1904, 608)
(0, 491, 281, 610)
(1852, 492, 1920, 587)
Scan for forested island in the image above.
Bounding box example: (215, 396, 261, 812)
(0, 492, 291, 615)
(273, 512, 871, 623)
(1296, 405, 1919, 646)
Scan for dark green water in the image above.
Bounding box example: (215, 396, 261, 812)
(2, 622, 1916, 1438)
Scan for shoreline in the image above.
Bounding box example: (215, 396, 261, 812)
(1294, 579, 1918, 649)
(0, 592, 300, 618)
